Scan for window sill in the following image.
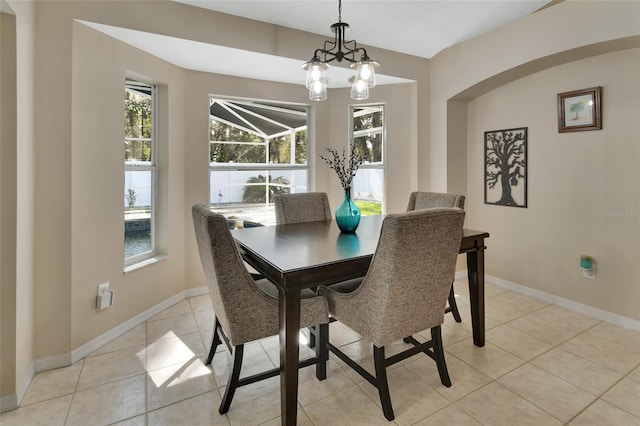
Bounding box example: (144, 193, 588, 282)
(124, 255, 167, 274)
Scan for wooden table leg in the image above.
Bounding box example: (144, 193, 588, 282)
(279, 286, 301, 426)
(467, 245, 486, 347)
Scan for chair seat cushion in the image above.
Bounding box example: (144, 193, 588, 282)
(254, 278, 280, 299)
(255, 278, 325, 299)
(323, 277, 364, 294)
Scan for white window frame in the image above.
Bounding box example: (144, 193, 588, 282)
(124, 79, 157, 266)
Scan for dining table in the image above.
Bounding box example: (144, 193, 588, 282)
(231, 214, 489, 426)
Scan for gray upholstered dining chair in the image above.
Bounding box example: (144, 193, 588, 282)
(406, 191, 465, 212)
(191, 204, 330, 414)
(407, 191, 465, 323)
(273, 192, 332, 225)
(273, 192, 334, 348)
(317, 208, 465, 421)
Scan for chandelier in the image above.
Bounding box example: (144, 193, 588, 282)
(302, 0, 380, 101)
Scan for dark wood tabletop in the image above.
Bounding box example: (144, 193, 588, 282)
(232, 215, 488, 289)
(233, 215, 383, 288)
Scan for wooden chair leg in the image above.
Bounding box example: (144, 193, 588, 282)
(431, 326, 451, 387)
(447, 284, 462, 323)
(308, 325, 316, 348)
(315, 323, 329, 380)
(373, 346, 395, 421)
(205, 317, 222, 365)
(219, 344, 244, 414)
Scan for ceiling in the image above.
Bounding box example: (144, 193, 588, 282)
(83, 0, 554, 88)
(176, 0, 553, 59)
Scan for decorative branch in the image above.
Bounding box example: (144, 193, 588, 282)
(320, 143, 366, 190)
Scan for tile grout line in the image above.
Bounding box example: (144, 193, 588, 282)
(568, 360, 640, 421)
(454, 316, 640, 425)
(444, 300, 594, 424)
(62, 358, 84, 426)
(451, 381, 497, 426)
(144, 319, 149, 426)
(143, 304, 227, 424)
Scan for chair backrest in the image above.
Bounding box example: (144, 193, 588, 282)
(406, 191, 465, 211)
(191, 204, 278, 345)
(348, 208, 465, 347)
(273, 192, 332, 224)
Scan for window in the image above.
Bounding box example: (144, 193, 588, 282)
(209, 98, 309, 226)
(124, 79, 157, 264)
(351, 105, 384, 215)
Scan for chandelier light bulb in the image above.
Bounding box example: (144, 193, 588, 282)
(352, 59, 379, 88)
(359, 65, 371, 80)
(350, 78, 369, 100)
(309, 80, 328, 101)
(303, 60, 329, 89)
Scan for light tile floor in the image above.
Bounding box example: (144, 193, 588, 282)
(3, 279, 640, 425)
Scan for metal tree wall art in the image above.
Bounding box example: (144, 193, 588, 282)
(484, 127, 528, 208)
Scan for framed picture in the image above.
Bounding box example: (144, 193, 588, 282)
(557, 86, 602, 133)
(485, 127, 527, 208)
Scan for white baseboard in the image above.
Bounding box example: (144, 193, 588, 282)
(0, 393, 18, 413)
(485, 274, 640, 331)
(33, 352, 72, 373)
(185, 286, 209, 298)
(69, 288, 208, 365)
(3, 286, 211, 412)
(455, 269, 640, 331)
(0, 361, 34, 413)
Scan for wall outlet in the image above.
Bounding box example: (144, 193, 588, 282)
(582, 264, 596, 280)
(97, 282, 114, 310)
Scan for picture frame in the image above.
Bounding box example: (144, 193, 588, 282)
(484, 127, 527, 208)
(557, 86, 602, 133)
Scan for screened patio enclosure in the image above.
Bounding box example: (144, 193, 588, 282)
(208, 98, 310, 226)
(209, 99, 308, 138)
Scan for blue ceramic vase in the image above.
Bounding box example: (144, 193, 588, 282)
(335, 187, 361, 233)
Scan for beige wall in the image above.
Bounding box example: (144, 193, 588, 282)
(70, 23, 187, 349)
(1, 9, 18, 403)
(1, 0, 37, 409)
(430, 0, 640, 192)
(14, 0, 35, 405)
(429, 0, 640, 322)
(466, 48, 640, 321)
(30, 0, 73, 362)
(3, 0, 640, 406)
